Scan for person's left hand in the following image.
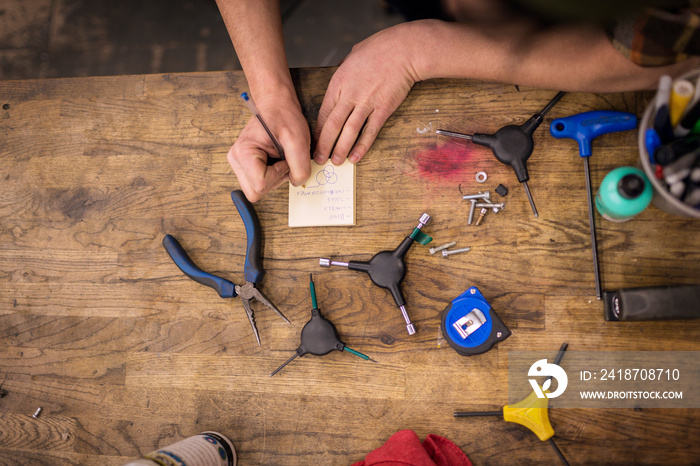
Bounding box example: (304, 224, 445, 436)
(313, 23, 422, 166)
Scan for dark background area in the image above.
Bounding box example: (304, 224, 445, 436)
(0, 0, 403, 80)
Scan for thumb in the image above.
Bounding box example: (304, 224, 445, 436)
(283, 138, 312, 188)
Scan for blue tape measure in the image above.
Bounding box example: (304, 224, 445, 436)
(441, 287, 511, 356)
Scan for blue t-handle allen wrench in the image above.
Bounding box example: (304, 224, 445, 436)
(550, 111, 637, 300)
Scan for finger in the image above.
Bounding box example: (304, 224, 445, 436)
(330, 103, 372, 165)
(228, 146, 289, 202)
(283, 137, 312, 187)
(314, 100, 353, 165)
(348, 110, 388, 164)
(313, 87, 338, 143)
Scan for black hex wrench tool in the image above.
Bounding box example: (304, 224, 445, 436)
(162, 190, 290, 345)
(437, 91, 566, 217)
(319, 213, 432, 336)
(270, 274, 378, 376)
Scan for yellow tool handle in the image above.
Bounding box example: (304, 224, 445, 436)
(503, 390, 555, 441)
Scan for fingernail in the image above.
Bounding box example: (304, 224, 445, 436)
(331, 154, 342, 165)
(349, 152, 360, 163)
(313, 153, 325, 164)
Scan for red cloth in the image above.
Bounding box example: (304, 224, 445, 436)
(350, 430, 472, 466)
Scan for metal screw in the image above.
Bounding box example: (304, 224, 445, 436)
(469, 288, 476, 294)
(32, 407, 42, 419)
(430, 241, 456, 255)
(475, 202, 505, 209)
(496, 332, 503, 338)
(442, 247, 471, 257)
(462, 191, 489, 200)
(468, 199, 477, 224)
(474, 208, 487, 226)
(482, 195, 499, 213)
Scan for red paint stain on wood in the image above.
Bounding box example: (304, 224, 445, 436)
(412, 143, 473, 182)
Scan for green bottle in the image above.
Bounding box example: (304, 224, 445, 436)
(595, 167, 653, 222)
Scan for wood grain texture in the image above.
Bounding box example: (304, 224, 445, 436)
(1, 68, 699, 465)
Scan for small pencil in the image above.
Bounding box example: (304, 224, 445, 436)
(241, 92, 285, 160)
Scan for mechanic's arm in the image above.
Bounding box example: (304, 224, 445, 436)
(216, 0, 311, 201)
(313, 19, 698, 166)
(414, 19, 697, 92)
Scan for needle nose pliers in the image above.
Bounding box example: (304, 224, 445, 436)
(162, 190, 290, 345)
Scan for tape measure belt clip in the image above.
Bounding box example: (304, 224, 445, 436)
(453, 308, 487, 338)
(441, 287, 512, 356)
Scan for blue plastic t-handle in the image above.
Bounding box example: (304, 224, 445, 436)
(549, 111, 637, 157)
(231, 190, 265, 284)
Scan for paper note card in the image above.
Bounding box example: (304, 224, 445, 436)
(288, 160, 356, 227)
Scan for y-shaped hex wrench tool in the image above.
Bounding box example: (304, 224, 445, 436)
(437, 91, 566, 217)
(163, 190, 290, 345)
(270, 273, 378, 377)
(319, 213, 432, 335)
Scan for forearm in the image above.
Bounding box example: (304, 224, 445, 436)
(409, 19, 698, 92)
(215, 0, 295, 100)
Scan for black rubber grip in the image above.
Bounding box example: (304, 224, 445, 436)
(162, 234, 237, 298)
(604, 285, 700, 321)
(231, 190, 264, 284)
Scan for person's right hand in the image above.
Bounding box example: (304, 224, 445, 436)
(228, 92, 311, 202)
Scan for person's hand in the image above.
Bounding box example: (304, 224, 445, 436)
(313, 23, 422, 166)
(228, 93, 311, 202)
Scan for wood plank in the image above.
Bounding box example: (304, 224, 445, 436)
(0, 413, 75, 452)
(0, 347, 125, 385)
(0, 450, 126, 466)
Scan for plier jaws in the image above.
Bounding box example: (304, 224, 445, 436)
(237, 282, 291, 345)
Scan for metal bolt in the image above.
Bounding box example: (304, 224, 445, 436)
(430, 241, 456, 255)
(468, 199, 477, 224)
(462, 191, 489, 200)
(496, 332, 503, 338)
(32, 407, 42, 419)
(483, 196, 499, 213)
(475, 202, 505, 209)
(442, 247, 471, 257)
(474, 208, 487, 226)
(469, 288, 476, 294)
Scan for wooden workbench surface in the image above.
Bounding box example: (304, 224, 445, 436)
(1, 68, 699, 465)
